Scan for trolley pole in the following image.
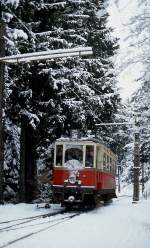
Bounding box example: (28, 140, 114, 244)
(0, 3, 5, 203)
(133, 130, 140, 203)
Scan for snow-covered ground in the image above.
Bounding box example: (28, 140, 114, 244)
(1, 186, 150, 248)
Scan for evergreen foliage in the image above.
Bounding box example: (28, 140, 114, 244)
(108, 0, 150, 187)
(2, 0, 120, 200)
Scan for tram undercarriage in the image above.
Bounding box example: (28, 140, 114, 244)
(52, 185, 116, 207)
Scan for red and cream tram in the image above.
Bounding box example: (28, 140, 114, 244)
(52, 137, 117, 206)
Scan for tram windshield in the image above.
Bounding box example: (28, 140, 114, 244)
(65, 145, 83, 170)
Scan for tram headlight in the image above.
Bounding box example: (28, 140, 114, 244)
(78, 180, 82, 185)
(68, 175, 76, 184)
(64, 179, 68, 185)
(68, 196, 75, 202)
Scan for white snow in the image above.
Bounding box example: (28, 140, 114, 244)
(13, 29, 28, 40)
(3, 0, 20, 8)
(41, 2, 66, 8)
(144, 181, 150, 198)
(65, 159, 82, 171)
(1, 186, 150, 248)
(65, 159, 83, 183)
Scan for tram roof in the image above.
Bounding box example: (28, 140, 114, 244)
(55, 137, 117, 158)
(56, 136, 105, 145)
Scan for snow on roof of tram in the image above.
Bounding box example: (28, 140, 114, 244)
(55, 136, 104, 144)
(55, 136, 117, 158)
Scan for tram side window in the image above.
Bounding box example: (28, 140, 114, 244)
(96, 146, 102, 169)
(107, 155, 109, 170)
(113, 161, 116, 174)
(110, 157, 112, 172)
(56, 145, 63, 166)
(103, 153, 106, 171)
(85, 145, 94, 167)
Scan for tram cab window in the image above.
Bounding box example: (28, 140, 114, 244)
(85, 145, 94, 167)
(56, 145, 63, 166)
(65, 145, 83, 169)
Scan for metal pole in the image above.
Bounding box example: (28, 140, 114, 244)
(118, 165, 121, 193)
(141, 163, 144, 195)
(0, 3, 5, 203)
(133, 131, 140, 202)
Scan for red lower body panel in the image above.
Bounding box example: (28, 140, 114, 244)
(53, 168, 115, 190)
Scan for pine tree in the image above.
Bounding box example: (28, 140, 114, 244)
(3, 0, 120, 200)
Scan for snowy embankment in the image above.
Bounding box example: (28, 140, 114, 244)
(1, 186, 150, 248)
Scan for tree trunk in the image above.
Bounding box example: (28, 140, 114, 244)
(19, 116, 38, 202)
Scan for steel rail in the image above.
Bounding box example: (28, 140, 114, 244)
(0, 213, 79, 233)
(0, 208, 66, 225)
(0, 212, 83, 248)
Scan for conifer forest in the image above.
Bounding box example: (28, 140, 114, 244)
(0, 0, 150, 203)
(1, 1, 150, 248)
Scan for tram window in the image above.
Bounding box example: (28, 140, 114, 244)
(56, 145, 63, 166)
(107, 155, 109, 170)
(65, 147, 83, 162)
(110, 157, 112, 172)
(103, 153, 106, 171)
(96, 146, 102, 169)
(113, 161, 116, 174)
(85, 145, 94, 167)
(65, 145, 83, 168)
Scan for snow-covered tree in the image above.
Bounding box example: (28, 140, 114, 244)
(107, 0, 150, 188)
(109, 0, 150, 85)
(131, 81, 150, 183)
(116, 82, 150, 186)
(3, 0, 120, 200)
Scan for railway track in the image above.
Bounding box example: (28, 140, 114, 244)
(0, 208, 89, 248)
(0, 209, 67, 231)
(0, 208, 66, 225)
